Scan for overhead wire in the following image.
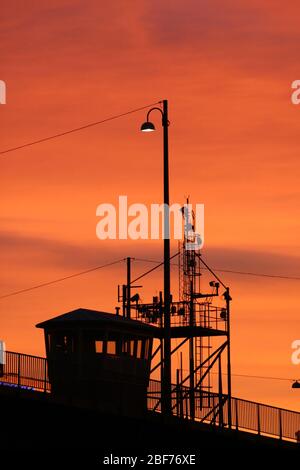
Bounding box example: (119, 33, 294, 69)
(134, 257, 300, 281)
(178, 368, 296, 383)
(0, 258, 125, 299)
(1, 253, 300, 301)
(0, 101, 161, 156)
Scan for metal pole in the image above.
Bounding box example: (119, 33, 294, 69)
(17, 353, 21, 388)
(176, 369, 180, 417)
(257, 404, 261, 435)
(226, 287, 232, 428)
(189, 280, 195, 419)
(162, 99, 172, 415)
(160, 338, 164, 408)
(122, 285, 126, 316)
(180, 353, 183, 417)
(218, 355, 223, 427)
(126, 257, 131, 318)
(279, 409, 282, 440)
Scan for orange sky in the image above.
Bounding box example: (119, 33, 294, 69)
(1, 0, 300, 411)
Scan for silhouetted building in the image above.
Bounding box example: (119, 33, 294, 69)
(36, 308, 157, 417)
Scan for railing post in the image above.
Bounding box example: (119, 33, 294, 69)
(279, 409, 282, 440)
(176, 371, 179, 416)
(257, 404, 261, 435)
(186, 392, 189, 419)
(44, 359, 47, 394)
(17, 353, 21, 388)
(235, 398, 239, 430)
(180, 388, 184, 418)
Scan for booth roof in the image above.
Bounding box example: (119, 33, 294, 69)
(35, 308, 159, 334)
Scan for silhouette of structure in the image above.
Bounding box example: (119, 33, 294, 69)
(1, 99, 300, 455)
(36, 309, 156, 417)
(116, 203, 232, 426)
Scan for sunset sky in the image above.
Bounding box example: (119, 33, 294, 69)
(1, 0, 300, 411)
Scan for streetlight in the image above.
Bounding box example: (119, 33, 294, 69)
(141, 99, 172, 416)
(140, 121, 155, 132)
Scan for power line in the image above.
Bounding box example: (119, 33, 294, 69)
(134, 258, 300, 281)
(131, 252, 180, 284)
(0, 101, 161, 156)
(196, 253, 227, 289)
(231, 373, 295, 382)
(0, 259, 124, 300)
(180, 368, 296, 382)
(1, 253, 299, 302)
(214, 268, 300, 281)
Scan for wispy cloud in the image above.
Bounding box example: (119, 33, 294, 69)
(1, 231, 299, 278)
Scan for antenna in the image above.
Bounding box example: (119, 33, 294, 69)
(118, 198, 232, 427)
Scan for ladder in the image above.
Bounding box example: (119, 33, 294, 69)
(195, 335, 213, 411)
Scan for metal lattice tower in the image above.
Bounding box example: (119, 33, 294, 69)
(119, 200, 232, 427)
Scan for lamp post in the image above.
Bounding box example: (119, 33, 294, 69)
(141, 99, 172, 415)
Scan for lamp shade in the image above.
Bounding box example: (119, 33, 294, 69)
(140, 121, 155, 132)
(292, 380, 300, 389)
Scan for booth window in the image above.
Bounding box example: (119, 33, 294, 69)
(95, 340, 103, 353)
(51, 334, 73, 353)
(122, 340, 137, 356)
(122, 340, 129, 356)
(136, 340, 142, 359)
(107, 341, 116, 355)
(144, 339, 150, 359)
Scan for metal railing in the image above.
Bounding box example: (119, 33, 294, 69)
(147, 379, 300, 442)
(168, 304, 227, 331)
(0, 350, 50, 392)
(133, 303, 227, 332)
(1, 351, 299, 442)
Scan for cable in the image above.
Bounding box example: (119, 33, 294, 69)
(1, 253, 299, 301)
(177, 368, 296, 382)
(196, 253, 227, 289)
(0, 101, 161, 156)
(131, 251, 180, 284)
(0, 258, 124, 299)
(231, 373, 294, 382)
(212, 268, 300, 281)
(134, 258, 300, 281)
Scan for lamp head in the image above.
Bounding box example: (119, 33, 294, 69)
(292, 380, 300, 389)
(140, 121, 155, 132)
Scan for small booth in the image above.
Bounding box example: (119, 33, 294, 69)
(36, 308, 157, 417)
